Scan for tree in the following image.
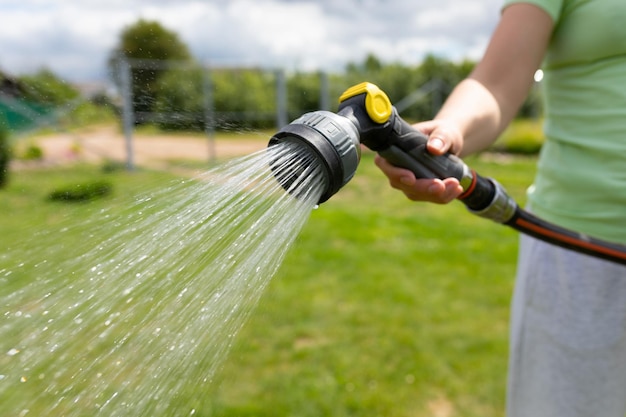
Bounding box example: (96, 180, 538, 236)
(211, 68, 276, 129)
(152, 67, 205, 131)
(287, 71, 323, 118)
(18, 68, 79, 105)
(108, 19, 192, 123)
(343, 53, 473, 121)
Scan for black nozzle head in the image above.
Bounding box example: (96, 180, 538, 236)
(268, 111, 360, 204)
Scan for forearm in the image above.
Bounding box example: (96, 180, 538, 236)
(432, 3, 553, 158)
(433, 77, 505, 157)
(376, 3, 553, 205)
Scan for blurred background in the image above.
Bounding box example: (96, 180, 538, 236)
(0, 2, 545, 416)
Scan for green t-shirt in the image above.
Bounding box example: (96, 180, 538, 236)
(503, 0, 626, 244)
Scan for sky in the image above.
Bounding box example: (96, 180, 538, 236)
(0, 0, 503, 83)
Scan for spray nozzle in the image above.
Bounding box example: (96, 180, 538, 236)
(268, 82, 626, 266)
(268, 82, 397, 204)
(268, 82, 514, 221)
(268, 110, 361, 203)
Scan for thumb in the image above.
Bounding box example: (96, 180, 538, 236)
(425, 124, 462, 156)
(427, 134, 449, 155)
(413, 120, 457, 156)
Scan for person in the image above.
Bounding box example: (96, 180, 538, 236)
(374, 1, 626, 416)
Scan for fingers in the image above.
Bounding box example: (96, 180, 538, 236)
(373, 119, 465, 204)
(412, 120, 463, 156)
(400, 177, 463, 204)
(374, 155, 463, 204)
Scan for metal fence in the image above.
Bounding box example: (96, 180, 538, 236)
(1, 59, 456, 169)
(114, 58, 335, 169)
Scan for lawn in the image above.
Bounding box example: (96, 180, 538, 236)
(0, 151, 536, 416)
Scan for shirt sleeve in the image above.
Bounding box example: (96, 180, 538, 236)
(502, 0, 563, 22)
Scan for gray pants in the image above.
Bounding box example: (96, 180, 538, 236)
(506, 234, 626, 416)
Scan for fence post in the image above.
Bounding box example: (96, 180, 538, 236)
(275, 69, 288, 128)
(119, 57, 135, 171)
(320, 71, 330, 111)
(202, 67, 216, 163)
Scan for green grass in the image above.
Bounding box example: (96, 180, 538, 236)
(0, 153, 537, 416)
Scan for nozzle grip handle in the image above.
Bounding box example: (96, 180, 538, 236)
(339, 89, 505, 215)
(383, 113, 500, 213)
(378, 145, 439, 180)
(386, 114, 471, 185)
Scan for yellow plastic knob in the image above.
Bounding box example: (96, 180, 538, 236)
(339, 82, 392, 124)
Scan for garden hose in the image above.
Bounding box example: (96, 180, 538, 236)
(268, 82, 626, 266)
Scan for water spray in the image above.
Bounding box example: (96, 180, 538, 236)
(269, 82, 626, 266)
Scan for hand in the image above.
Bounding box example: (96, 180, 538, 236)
(413, 119, 464, 156)
(373, 120, 464, 204)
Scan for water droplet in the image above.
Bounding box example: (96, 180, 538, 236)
(7, 348, 20, 356)
(0, 144, 323, 415)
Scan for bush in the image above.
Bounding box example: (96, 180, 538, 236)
(22, 143, 44, 160)
(0, 127, 10, 188)
(48, 180, 113, 202)
(492, 118, 544, 155)
(101, 160, 127, 173)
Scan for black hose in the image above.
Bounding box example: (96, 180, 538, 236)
(504, 207, 626, 266)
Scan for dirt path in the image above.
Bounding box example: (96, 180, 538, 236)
(15, 125, 269, 169)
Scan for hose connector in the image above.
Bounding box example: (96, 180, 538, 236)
(467, 179, 517, 224)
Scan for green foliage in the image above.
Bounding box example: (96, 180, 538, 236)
(152, 67, 279, 131)
(153, 67, 206, 131)
(116, 19, 192, 62)
(48, 180, 113, 202)
(0, 126, 10, 187)
(517, 83, 543, 119)
(287, 71, 325, 117)
(64, 100, 117, 126)
(343, 54, 474, 121)
(102, 33, 544, 134)
(492, 119, 544, 155)
(108, 19, 193, 122)
(3, 70, 114, 134)
(18, 68, 79, 105)
(211, 68, 277, 129)
(101, 159, 128, 173)
(21, 143, 44, 160)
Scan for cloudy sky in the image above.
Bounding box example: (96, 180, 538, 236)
(0, 0, 503, 83)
